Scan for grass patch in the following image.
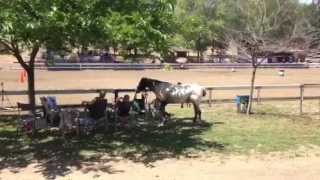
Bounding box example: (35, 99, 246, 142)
(168, 102, 320, 154)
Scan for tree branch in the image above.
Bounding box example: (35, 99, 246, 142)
(10, 41, 30, 70)
(0, 38, 30, 70)
(0, 39, 14, 52)
(29, 44, 40, 67)
(256, 55, 268, 67)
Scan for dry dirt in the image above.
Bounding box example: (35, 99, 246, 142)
(1, 58, 320, 104)
(1, 155, 320, 180)
(1, 54, 320, 91)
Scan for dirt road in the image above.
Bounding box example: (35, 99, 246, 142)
(1, 155, 320, 180)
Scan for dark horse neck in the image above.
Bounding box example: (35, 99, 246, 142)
(137, 77, 170, 93)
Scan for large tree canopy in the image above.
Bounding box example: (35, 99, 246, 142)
(0, 0, 104, 110)
(0, 0, 176, 111)
(105, 0, 176, 55)
(172, 0, 319, 54)
(0, 0, 177, 53)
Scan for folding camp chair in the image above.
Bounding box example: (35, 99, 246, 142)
(40, 96, 61, 127)
(132, 93, 150, 121)
(59, 109, 80, 136)
(82, 98, 108, 134)
(114, 94, 148, 129)
(16, 102, 46, 136)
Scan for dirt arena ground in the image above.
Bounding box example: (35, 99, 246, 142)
(1, 58, 320, 104)
(2, 55, 320, 180)
(2, 155, 320, 180)
(2, 54, 320, 90)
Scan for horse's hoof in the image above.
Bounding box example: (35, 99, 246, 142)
(165, 113, 171, 118)
(198, 120, 208, 126)
(193, 120, 204, 125)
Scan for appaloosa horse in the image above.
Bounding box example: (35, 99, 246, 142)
(136, 77, 206, 125)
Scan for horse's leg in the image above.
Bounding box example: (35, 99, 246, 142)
(198, 105, 202, 121)
(192, 101, 202, 123)
(161, 102, 170, 117)
(159, 101, 168, 126)
(192, 102, 198, 123)
(197, 102, 203, 121)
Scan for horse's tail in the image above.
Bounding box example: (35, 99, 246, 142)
(202, 88, 207, 97)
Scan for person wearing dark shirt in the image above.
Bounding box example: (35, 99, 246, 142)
(83, 91, 107, 120)
(116, 95, 131, 127)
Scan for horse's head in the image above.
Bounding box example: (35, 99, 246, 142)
(136, 77, 158, 93)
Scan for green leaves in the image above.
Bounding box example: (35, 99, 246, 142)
(97, 0, 176, 55)
(0, 0, 176, 55)
(227, 0, 308, 44)
(0, 1, 71, 49)
(173, 0, 227, 52)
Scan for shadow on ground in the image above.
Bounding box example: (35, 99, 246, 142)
(0, 116, 224, 179)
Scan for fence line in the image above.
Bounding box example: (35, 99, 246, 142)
(3, 84, 308, 96)
(2, 84, 320, 115)
(43, 63, 311, 70)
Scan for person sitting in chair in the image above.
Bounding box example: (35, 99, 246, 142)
(116, 94, 131, 127)
(40, 96, 60, 127)
(82, 91, 108, 132)
(132, 92, 147, 114)
(87, 91, 107, 120)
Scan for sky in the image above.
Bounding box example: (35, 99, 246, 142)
(299, 0, 312, 4)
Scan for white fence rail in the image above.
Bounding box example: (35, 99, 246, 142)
(2, 84, 320, 115)
(43, 63, 311, 70)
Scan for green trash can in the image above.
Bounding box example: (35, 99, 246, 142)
(236, 95, 249, 113)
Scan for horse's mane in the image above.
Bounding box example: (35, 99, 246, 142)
(140, 77, 171, 85)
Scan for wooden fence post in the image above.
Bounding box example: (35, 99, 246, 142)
(256, 87, 261, 104)
(318, 98, 320, 120)
(114, 90, 119, 103)
(299, 84, 304, 115)
(208, 89, 213, 107)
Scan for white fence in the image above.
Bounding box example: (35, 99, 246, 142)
(2, 84, 320, 115)
(44, 63, 311, 70)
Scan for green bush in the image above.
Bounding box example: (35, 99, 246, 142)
(163, 63, 173, 71)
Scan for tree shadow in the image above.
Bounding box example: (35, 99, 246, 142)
(0, 115, 224, 179)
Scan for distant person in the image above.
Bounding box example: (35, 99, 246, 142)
(101, 52, 116, 63)
(101, 52, 109, 62)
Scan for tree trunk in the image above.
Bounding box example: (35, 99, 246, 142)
(200, 51, 203, 62)
(134, 48, 138, 56)
(247, 61, 257, 115)
(211, 48, 214, 62)
(26, 67, 36, 114)
(27, 46, 39, 114)
(113, 47, 117, 55)
(2, 41, 39, 114)
(197, 50, 200, 63)
(13, 45, 39, 114)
